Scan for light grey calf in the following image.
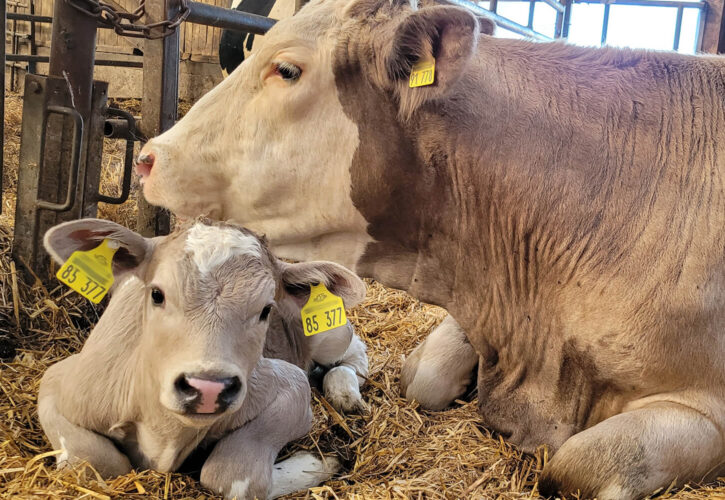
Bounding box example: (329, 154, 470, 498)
(38, 218, 367, 499)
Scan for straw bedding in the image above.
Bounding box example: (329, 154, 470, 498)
(1, 93, 724, 499)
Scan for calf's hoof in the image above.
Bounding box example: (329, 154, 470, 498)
(268, 452, 341, 499)
(323, 366, 367, 412)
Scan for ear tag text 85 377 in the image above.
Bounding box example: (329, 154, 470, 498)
(409, 57, 435, 88)
(301, 283, 347, 336)
(56, 239, 118, 304)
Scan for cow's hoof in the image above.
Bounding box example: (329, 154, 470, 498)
(322, 366, 366, 413)
(268, 452, 341, 499)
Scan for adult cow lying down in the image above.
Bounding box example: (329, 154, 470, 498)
(134, 0, 725, 497)
(38, 218, 367, 499)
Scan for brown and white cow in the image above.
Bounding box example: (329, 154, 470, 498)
(38, 217, 367, 499)
(134, 0, 725, 497)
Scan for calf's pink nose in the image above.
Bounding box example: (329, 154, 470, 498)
(186, 377, 225, 414)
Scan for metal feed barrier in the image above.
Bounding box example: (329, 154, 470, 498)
(1, 0, 713, 280)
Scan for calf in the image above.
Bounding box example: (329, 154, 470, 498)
(38, 217, 367, 499)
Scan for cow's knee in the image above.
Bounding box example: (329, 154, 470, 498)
(540, 400, 725, 500)
(400, 315, 477, 410)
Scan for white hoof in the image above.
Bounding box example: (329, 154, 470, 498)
(267, 452, 341, 499)
(323, 366, 366, 412)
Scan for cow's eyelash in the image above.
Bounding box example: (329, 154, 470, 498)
(272, 61, 301, 81)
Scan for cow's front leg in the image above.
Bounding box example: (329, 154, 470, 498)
(539, 399, 725, 499)
(38, 392, 132, 478)
(201, 360, 339, 499)
(400, 315, 478, 410)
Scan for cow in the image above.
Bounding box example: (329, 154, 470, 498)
(133, 0, 725, 497)
(38, 217, 368, 499)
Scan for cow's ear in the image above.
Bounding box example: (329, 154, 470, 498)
(279, 260, 367, 309)
(385, 5, 478, 118)
(44, 218, 153, 279)
(478, 14, 496, 35)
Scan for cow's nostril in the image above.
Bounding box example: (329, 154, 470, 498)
(219, 376, 242, 406)
(135, 152, 155, 177)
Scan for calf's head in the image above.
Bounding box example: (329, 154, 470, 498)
(44, 218, 365, 424)
(136, 0, 490, 263)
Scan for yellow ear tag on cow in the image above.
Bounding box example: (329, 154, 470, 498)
(409, 57, 435, 88)
(301, 283, 347, 336)
(56, 239, 118, 304)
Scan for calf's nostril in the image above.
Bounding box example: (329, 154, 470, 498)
(174, 374, 199, 399)
(219, 376, 242, 406)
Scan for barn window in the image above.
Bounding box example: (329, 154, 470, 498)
(474, 0, 706, 53)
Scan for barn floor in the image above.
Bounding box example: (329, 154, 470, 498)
(1, 93, 724, 499)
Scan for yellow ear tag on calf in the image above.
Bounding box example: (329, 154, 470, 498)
(56, 239, 119, 304)
(301, 283, 347, 336)
(409, 57, 435, 88)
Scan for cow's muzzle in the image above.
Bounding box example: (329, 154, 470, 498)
(174, 373, 243, 414)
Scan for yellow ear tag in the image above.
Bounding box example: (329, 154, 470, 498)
(301, 283, 347, 336)
(409, 57, 435, 88)
(56, 239, 119, 304)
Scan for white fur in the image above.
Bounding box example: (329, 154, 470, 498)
(229, 478, 251, 499)
(267, 452, 341, 499)
(58, 436, 69, 464)
(323, 365, 363, 412)
(184, 223, 261, 275)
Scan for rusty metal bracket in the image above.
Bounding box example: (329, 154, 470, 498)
(36, 106, 84, 212)
(97, 107, 136, 205)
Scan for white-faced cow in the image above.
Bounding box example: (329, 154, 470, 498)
(38, 217, 367, 499)
(133, 0, 725, 497)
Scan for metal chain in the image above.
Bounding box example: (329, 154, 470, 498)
(65, 0, 190, 39)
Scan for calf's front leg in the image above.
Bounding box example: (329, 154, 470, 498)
(38, 391, 132, 478)
(200, 360, 339, 499)
(539, 399, 725, 499)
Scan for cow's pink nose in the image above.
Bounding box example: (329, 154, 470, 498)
(175, 375, 242, 414)
(135, 152, 155, 178)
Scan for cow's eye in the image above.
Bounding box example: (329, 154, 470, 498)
(273, 61, 301, 81)
(150, 287, 165, 306)
(259, 304, 273, 321)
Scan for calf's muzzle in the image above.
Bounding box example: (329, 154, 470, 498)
(174, 374, 243, 414)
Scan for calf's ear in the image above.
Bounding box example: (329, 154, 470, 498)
(279, 261, 367, 309)
(384, 6, 479, 118)
(44, 218, 153, 278)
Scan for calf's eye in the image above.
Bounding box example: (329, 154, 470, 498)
(259, 304, 273, 321)
(151, 287, 165, 306)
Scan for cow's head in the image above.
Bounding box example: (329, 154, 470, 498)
(44, 218, 365, 426)
(136, 0, 490, 267)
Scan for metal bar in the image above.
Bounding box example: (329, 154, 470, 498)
(554, 8, 564, 37)
(186, 1, 276, 34)
(489, 0, 499, 12)
(28, 0, 36, 74)
(527, 0, 535, 28)
(562, 0, 572, 37)
(36, 106, 84, 212)
(0, 0, 5, 215)
(673, 5, 683, 50)
(539, 0, 566, 13)
(571, 0, 705, 8)
(442, 0, 552, 40)
(97, 108, 136, 205)
(601, 2, 610, 45)
(137, 0, 180, 237)
(7, 12, 50, 22)
(10, 1, 17, 91)
(6, 54, 143, 67)
(698, 1, 708, 51)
